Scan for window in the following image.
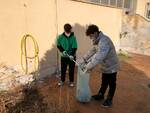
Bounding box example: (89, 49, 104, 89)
(77, 0, 134, 9)
(117, 0, 123, 8)
(145, 2, 150, 19)
(124, 0, 131, 8)
(110, 0, 117, 6)
(101, 0, 109, 5)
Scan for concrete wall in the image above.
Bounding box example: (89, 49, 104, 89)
(121, 14, 150, 55)
(0, 0, 122, 77)
(120, 0, 150, 55)
(0, 0, 57, 77)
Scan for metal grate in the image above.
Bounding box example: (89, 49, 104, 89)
(110, 0, 117, 6)
(124, 0, 131, 8)
(117, 0, 123, 8)
(90, 0, 100, 3)
(82, 0, 133, 9)
(101, 0, 109, 5)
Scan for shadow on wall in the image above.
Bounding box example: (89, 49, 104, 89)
(38, 44, 58, 80)
(37, 23, 92, 80)
(73, 23, 92, 58)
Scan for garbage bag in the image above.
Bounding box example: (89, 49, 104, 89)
(76, 67, 91, 102)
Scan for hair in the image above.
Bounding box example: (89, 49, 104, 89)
(64, 23, 72, 33)
(86, 24, 99, 36)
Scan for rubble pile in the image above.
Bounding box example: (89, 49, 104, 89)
(0, 64, 34, 91)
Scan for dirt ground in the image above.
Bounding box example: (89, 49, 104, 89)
(2, 53, 150, 113)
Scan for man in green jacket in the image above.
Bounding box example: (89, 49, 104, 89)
(56, 23, 78, 87)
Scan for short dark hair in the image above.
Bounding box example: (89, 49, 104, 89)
(64, 23, 72, 33)
(86, 24, 99, 36)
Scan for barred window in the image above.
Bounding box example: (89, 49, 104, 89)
(101, 0, 109, 5)
(124, 0, 131, 8)
(90, 0, 100, 3)
(110, 0, 117, 6)
(78, 0, 134, 9)
(117, 0, 123, 8)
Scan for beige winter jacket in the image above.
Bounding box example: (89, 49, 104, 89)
(84, 32, 119, 73)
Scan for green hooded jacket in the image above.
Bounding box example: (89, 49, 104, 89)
(56, 32, 78, 57)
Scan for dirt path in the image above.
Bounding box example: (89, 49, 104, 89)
(5, 53, 150, 113)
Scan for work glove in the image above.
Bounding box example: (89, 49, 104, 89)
(62, 51, 67, 56)
(69, 55, 74, 61)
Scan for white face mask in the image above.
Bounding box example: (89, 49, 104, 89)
(89, 34, 96, 41)
(65, 32, 71, 37)
(89, 32, 99, 45)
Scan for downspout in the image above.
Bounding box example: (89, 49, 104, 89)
(55, 0, 59, 74)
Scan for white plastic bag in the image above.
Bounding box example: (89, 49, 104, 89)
(76, 67, 91, 102)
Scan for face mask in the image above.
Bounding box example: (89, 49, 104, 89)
(65, 32, 71, 37)
(90, 32, 99, 45)
(92, 38, 97, 45)
(89, 35, 96, 44)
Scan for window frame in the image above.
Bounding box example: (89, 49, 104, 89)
(72, 0, 134, 9)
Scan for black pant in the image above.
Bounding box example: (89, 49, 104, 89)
(61, 57, 75, 82)
(98, 72, 117, 100)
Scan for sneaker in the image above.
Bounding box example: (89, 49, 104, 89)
(102, 99, 112, 107)
(58, 81, 64, 86)
(69, 82, 74, 87)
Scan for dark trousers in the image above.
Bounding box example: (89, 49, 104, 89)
(61, 57, 75, 82)
(98, 72, 117, 100)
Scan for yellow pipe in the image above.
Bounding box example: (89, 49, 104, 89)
(21, 34, 39, 74)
